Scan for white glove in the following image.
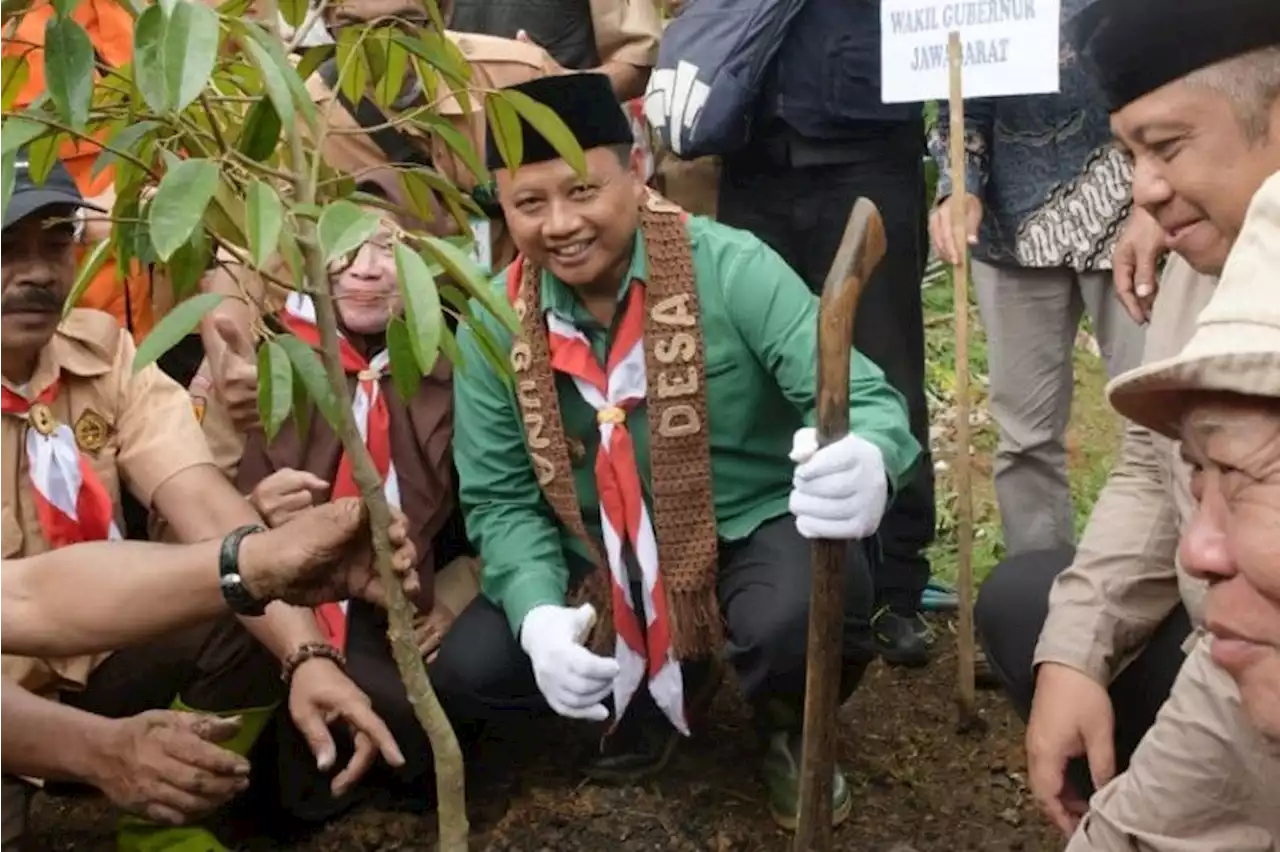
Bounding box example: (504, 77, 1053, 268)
(788, 427, 889, 540)
(519, 604, 619, 721)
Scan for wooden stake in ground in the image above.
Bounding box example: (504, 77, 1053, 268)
(792, 198, 887, 852)
(946, 30, 979, 729)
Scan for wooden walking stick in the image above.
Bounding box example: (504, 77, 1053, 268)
(947, 30, 981, 730)
(791, 198, 887, 852)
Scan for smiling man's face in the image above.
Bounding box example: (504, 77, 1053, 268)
(1178, 395, 1280, 738)
(1111, 63, 1280, 275)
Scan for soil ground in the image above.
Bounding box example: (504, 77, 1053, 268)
(29, 626, 1057, 852)
(25, 271, 1116, 852)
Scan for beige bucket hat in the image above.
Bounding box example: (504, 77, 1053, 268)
(1108, 169, 1280, 438)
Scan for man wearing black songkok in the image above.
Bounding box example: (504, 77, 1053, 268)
(974, 0, 1280, 844)
(434, 72, 923, 830)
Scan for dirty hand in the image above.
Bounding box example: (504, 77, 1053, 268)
(240, 498, 419, 608)
(89, 710, 250, 825)
(1026, 663, 1116, 836)
(288, 658, 406, 798)
(1112, 208, 1166, 325)
(788, 427, 888, 540)
(250, 468, 329, 528)
(210, 315, 261, 431)
(520, 603, 618, 722)
(928, 192, 983, 266)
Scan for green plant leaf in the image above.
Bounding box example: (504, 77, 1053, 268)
(399, 170, 438, 223)
(386, 316, 421, 403)
(279, 0, 308, 28)
(483, 93, 523, 173)
(240, 21, 317, 130)
(439, 326, 465, 373)
(0, 116, 47, 156)
(278, 228, 305, 283)
(335, 25, 370, 106)
(421, 120, 488, 188)
(240, 26, 295, 125)
(275, 333, 346, 433)
(2, 55, 29, 112)
(291, 356, 312, 443)
(0, 151, 14, 226)
(257, 339, 294, 441)
(317, 200, 380, 264)
(499, 87, 587, 176)
(294, 42, 335, 83)
(373, 39, 409, 110)
(131, 6, 168, 112)
(148, 158, 219, 261)
(420, 234, 517, 333)
(133, 293, 224, 373)
(44, 17, 94, 129)
(393, 242, 442, 376)
(167, 0, 220, 111)
(27, 132, 62, 184)
(237, 98, 282, 163)
(165, 228, 212, 303)
(245, 179, 284, 269)
(91, 120, 160, 178)
(61, 239, 113, 315)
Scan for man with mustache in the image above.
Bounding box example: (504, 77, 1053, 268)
(1063, 168, 1280, 851)
(440, 72, 921, 829)
(0, 156, 403, 852)
(224, 180, 481, 827)
(974, 0, 1280, 837)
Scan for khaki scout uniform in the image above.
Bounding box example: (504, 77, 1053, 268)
(587, 0, 661, 70)
(1067, 636, 1280, 851)
(1, 310, 217, 694)
(0, 309, 279, 847)
(1034, 255, 1217, 680)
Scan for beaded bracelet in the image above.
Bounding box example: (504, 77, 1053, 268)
(281, 642, 346, 684)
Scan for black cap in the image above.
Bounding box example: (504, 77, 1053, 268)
(1070, 0, 1280, 112)
(4, 150, 101, 230)
(484, 73, 634, 171)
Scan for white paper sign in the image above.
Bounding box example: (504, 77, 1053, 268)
(880, 0, 1061, 104)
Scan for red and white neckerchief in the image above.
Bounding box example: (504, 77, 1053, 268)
(280, 293, 399, 649)
(544, 282, 688, 736)
(1, 380, 121, 549)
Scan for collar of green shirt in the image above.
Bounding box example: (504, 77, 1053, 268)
(538, 231, 648, 335)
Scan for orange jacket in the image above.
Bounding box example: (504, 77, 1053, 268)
(4, 0, 155, 340)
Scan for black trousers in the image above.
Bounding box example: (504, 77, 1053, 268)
(717, 154, 934, 613)
(430, 514, 877, 729)
(975, 548, 1193, 797)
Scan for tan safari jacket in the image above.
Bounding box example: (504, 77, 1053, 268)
(1034, 256, 1217, 682)
(1066, 635, 1280, 851)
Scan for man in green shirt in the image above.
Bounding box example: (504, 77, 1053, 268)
(433, 72, 921, 830)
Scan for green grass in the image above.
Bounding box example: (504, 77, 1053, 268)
(921, 269, 1124, 588)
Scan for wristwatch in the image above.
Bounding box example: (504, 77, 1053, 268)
(220, 524, 269, 616)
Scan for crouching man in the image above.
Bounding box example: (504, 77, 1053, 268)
(434, 73, 922, 830)
(1065, 170, 1280, 852)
